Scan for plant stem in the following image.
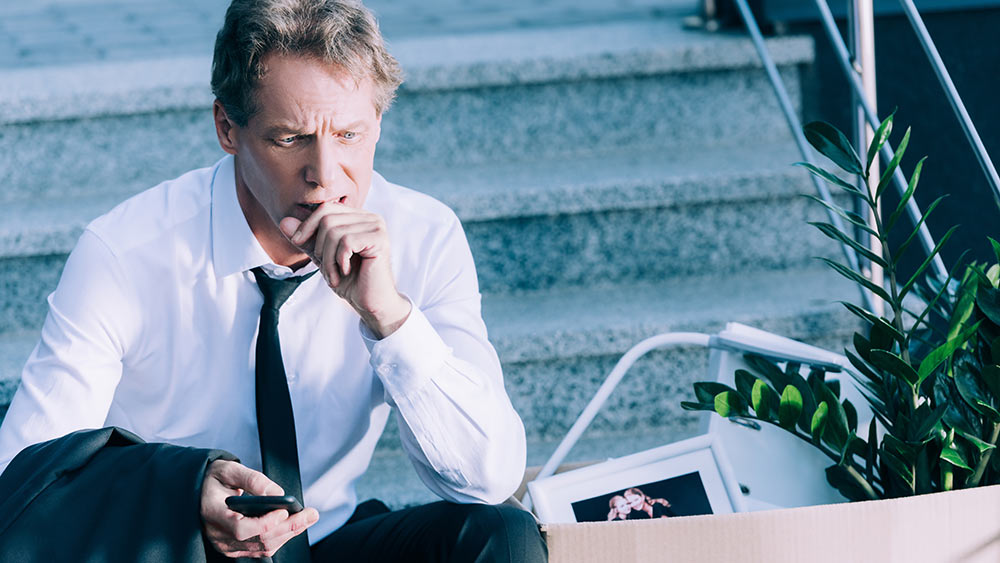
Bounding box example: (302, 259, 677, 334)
(966, 422, 1000, 487)
(845, 464, 881, 500)
(942, 464, 954, 491)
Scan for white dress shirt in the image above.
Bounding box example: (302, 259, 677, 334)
(0, 155, 527, 543)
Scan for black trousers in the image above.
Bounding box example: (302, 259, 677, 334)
(309, 500, 548, 563)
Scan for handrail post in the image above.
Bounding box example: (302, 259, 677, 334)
(850, 0, 885, 316)
(812, 0, 948, 283)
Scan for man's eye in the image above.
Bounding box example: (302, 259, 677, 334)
(342, 131, 358, 141)
(275, 135, 299, 146)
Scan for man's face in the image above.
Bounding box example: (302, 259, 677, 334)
(220, 53, 382, 257)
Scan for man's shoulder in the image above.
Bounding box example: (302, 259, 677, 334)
(369, 172, 461, 233)
(86, 161, 218, 255)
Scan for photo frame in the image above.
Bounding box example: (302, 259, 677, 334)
(527, 434, 745, 524)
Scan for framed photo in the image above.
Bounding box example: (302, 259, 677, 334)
(527, 434, 745, 524)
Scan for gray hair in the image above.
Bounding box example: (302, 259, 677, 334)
(211, 0, 404, 126)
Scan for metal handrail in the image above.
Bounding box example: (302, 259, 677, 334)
(812, 0, 948, 282)
(729, 0, 875, 312)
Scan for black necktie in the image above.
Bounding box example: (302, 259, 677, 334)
(251, 267, 316, 563)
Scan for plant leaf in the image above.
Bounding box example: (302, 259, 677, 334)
(946, 278, 978, 342)
(809, 222, 888, 268)
(694, 382, 736, 404)
(982, 365, 1000, 400)
(893, 195, 946, 266)
(735, 369, 756, 401)
(875, 127, 910, 201)
(714, 391, 749, 418)
(869, 349, 920, 386)
(843, 399, 859, 433)
(866, 418, 878, 483)
(818, 257, 893, 304)
(802, 194, 879, 237)
(898, 225, 960, 301)
(917, 321, 982, 384)
(871, 317, 905, 349)
(912, 403, 948, 443)
(887, 157, 926, 232)
(940, 444, 973, 471)
(955, 428, 997, 455)
(825, 464, 875, 502)
(751, 378, 778, 421)
(989, 237, 1000, 265)
(821, 387, 850, 452)
(811, 401, 829, 442)
(795, 162, 861, 193)
(880, 445, 915, 490)
(744, 355, 790, 390)
(955, 366, 1000, 421)
(681, 401, 716, 412)
(866, 112, 894, 175)
(804, 121, 865, 176)
(841, 301, 880, 326)
(978, 286, 1000, 325)
(845, 348, 882, 384)
(778, 385, 803, 430)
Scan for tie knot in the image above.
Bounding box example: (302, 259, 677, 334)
(251, 267, 316, 310)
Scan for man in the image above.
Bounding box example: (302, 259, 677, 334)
(0, 0, 546, 561)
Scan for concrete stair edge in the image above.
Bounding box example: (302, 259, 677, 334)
(0, 21, 812, 125)
(0, 139, 815, 259)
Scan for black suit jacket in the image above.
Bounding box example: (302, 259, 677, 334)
(0, 427, 236, 562)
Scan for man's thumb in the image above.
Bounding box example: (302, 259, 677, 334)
(222, 461, 284, 496)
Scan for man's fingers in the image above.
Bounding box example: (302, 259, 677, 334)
(215, 460, 284, 496)
(233, 509, 289, 541)
(258, 507, 320, 542)
(289, 202, 354, 246)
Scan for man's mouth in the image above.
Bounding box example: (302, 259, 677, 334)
(298, 196, 348, 212)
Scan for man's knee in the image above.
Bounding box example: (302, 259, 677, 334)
(449, 503, 547, 562)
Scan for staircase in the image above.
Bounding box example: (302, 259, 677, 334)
(0, 7, 860, 507)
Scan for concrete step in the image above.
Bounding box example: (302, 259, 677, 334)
(0, 329, 37, 420)
(0, 20, 813, 204)
(0, 139, 839, 332)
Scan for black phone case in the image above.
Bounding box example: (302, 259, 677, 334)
(225, 495, 304, 517)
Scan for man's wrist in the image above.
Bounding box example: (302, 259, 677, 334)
(360, 294, 412, 339)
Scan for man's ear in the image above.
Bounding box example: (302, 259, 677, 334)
(213, 100, 239, 155)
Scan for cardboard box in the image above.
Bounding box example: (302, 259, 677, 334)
(541, 484, 1000, 562)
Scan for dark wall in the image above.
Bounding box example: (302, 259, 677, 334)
(792, 7, 1000, 275)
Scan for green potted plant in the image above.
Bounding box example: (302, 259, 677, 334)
(682, 115, 1000, 500)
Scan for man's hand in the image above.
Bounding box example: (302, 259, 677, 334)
(280, 203, 411, 338)
(201, 460, 319, 558)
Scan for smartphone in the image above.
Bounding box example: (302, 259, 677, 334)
(225, 495, 304, 517)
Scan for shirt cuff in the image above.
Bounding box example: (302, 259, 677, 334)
(360, 298, 450, 397)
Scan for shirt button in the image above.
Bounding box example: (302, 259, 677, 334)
(377, 365, 391, 376)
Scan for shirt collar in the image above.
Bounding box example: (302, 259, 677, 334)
(210, 156, 383, 279)
(210, 155, 273, 279)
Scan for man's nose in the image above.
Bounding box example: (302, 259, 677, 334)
(303, 136, 344, 192)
